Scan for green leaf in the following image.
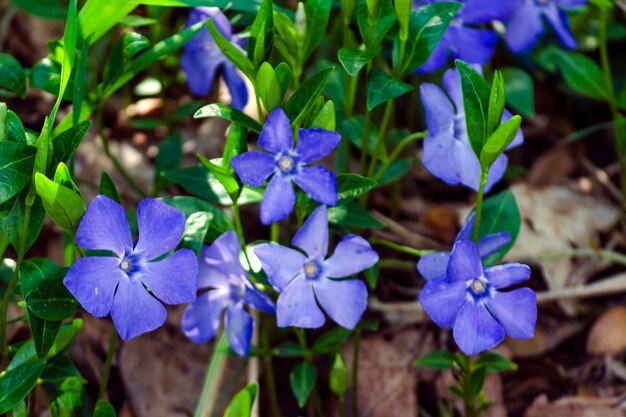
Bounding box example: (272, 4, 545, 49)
(456, 60, 491, 158)
(94, 400, 117, 417)
(73, 33, 90, 126)
(469, 365, 487, 397)
(0, 189, 45, 255)
(290, 362, 317, 408)
(11, 0, 67, 19)
(223, 124, 248, 169)
(336, 174, 376, 204)
(284, 67, 334, 127)
(79, 0, 137, 45)
(480, 116, 522, 170)
(103, 32, 151, 88)
(29, 58, 64, 97)
(274, 62, 292, 99)
(35, 171, 85, 235)
(20, 258, 76, 321)
(198, 156, 241, 202)
(0, 141, 36, 205)
(0, 53, 26, 97)
(367, 69, 413, 110)
(51, 121, 92, 169)
(26, 309, 61, 360)
(309, 100, 336, 130)
(223, 383, 258, 417)
(378, 158, 412, 184)
(161, 196, 234, 241)
(181, 211, 213, 256)
(329, 353, 348, 396)
(395, 2, 462, 77)
(412, 350, 455, 369)
(487, 71, 506, 137)
(394, 0, 411, 40)
(272, 343, 307, 357)
(208, 19, 256, 81)
(500, 67, 535, 117)
(338, 48, 379, 76)
(328, 202, 385, 228)
(303, 0, 332, 61)
(357, 0, 397, 47)
(311, 328, 351, 353)
(476, 190, 521, 266)
(256, 62, 282, 111)
(248, 0, 274, 69)
(474, 351, 518, 373)
(99, 172, 121, 204)
(0, 362, 46, 414)
(194, 103, 262, 134)
(155, 132, 182, 193)
(6, 110, 30, 144)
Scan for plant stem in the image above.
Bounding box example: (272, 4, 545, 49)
(232, 202, 246, 246)
(270, 222, 279, 243)
(370, 238, 434, 257)
(359, 107, 372, 176)
(0, 253, 22, 369)
(373, 131, 426, 181)
(366, 100, 394, 179)
(261, 317, 281, 417)
(194, 332, 230, 417)
(472, 171, 488, 243)
(351, 328, 361, 417)
(97, 328, 118, 401)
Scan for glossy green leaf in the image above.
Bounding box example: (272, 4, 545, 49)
(474, 351, 518, 373)
(181, 211, 212, 256)
(6, 110, 30, 144)
(487, 71, 506, 137)
(26, 309, 61, 360)
(51, 120, 92, 169)
(367, 69, 412, 110)
(309, 100, 336, 130)
(357, 0, 397, 47)
(161, 196, 234, 241)
(412, 350, 455, 369)
(35, 171, 85, 235)
(256, 62, 282, 111)
(501, 67, 535, 117)
(20, 258, 76, 321)
(469, 365, 487, 397)
(248, 0, 274, 68)
(198, 156, 241, 202)
(290, 362, 317, 408)
(338, 48, 379, 76)
(0, 141, 36, 205)
(328, 202, 385, 228)
(284, 67, 334, 127)
(329, 353, 348, 396)
(103, 32, 151, 87)
(99, 172, 121, 204)
(94, 400, 117, 417)
(0, 53, 26, 97)
(155, 132, 182, 193)
(476, 190, 521, 266)
(207, 19, 256, 81)
(0, 361, 46, 414)
(194, 103, 262, 133)
(336, 174, 376, 204)
(303, 0, 332, 61)
(480, 116, 522, 170)
(456, 60, 490, 158)
(311, 328, 351, 353)
(274, 62, 292, 99)
(0, 189, 45, 255)
(223, 383, 258, 417)
(79, 0, 136, 45)
(394, 0, 411, 40)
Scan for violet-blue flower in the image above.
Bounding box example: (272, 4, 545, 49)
(182, 7, 248, 110)
(254, 205, 378, 329)
(181, 231, 275, 357)
(420, 66, 524, 191)
(418, 211, 511, 281)
(413, 0, 516, 73)
(505, 0, 587, 54)
(419, 239, 536, 355)
(231, 108, 341, 225)
(64, 196, 198, 340)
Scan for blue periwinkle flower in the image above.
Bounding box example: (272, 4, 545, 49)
(182, 7, 249, 110)
(413, 0, 517, 73)
(254, 205, 379, 329)
(505, 0, 587, 53)
(64, 196, 198, 340)
(181, 231, 275, 357)
(419, 239, 537, 355)
(420, 67, 524, 191)
(231, 108, 341, 225)
(418, 211, 511, 281)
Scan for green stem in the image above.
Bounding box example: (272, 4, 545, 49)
(351, 328, 361, 417)
(194, 332, 230, 417)
(366, 100, 394, 179)
(472, 171, 488, 243)
(97, 328, 118, 401)
(270, 222, 279, 243)
(338, 396, 346, 417)
(370, 238, 434, 257)
(359, 107, 372, 176)
(0, 253, 22, 369)
(232, 202, 246, 245)
(373, 131, 426, 181)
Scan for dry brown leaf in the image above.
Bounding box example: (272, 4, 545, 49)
(587, 306, 626, 355)
(524, 394, 625, 417)
(506, 321, 583, 358)
(527, 145, 576, 186)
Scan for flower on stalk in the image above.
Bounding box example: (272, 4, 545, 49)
(504, 0, 587, 53)
(182, 7, 248, 110)
(231, 108, 341, 225)
(64, 196, 198, 340)
(181, 231, 275, 357)
(417, 211, 511, 281)
(419, 66, 524, 191)
(254, 205, 378, 329)
(419, 239, 536, 355)
(413, 0, 516, 73)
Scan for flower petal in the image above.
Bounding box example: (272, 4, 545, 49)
(448, 26, 498, 67)
(181, 50, 222, 96)
(543, 5, 577, 49)
(225, 303, 254, 357)
(487, 288, 536, 339)
(111, 276, 167, 340)
(419, 278, 467, 328)
(223, 62, 249, 111)
(420, 83, 455, 135)
(455, 139, 482, 191)
(295, 128, 341, 164)
(453, 301, 505, 355)
(314, 278, 367, 329)
(324, 235, 379, 278)
(140, 249, 198, 305)
(457, 211, 476, 241)
(258, 108, 294, 154)
(442, 67, 464, 113)
(417, 251, 451, 281)
(276, 276, 325, 328)
(291, 205, 328, 259)
(134, 198, 186, 260)
(483, 154, 509, 193)
(461, 0, 518, 24)
(422, 131, 461, 185)
(64, 257, 121, 317)
(76, 195, 132, 257)
(231, 151, 276, 188)
(485, 263, 531, 289)
(293, 166, 338, 206)
(254, 243, 306, 291)
(505, 1, 545, 53)
(182, 289, 229, 343)
(243, 282, 276, 314)
(477, 232, 512, 259)
(260, 174, 295, 225)
(448, 240, 484, 282)
(199, 231, 246, 290)
(554, 0, 587, 7)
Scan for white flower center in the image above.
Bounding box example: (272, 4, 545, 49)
(304, 261, 318, 278)
(120, 259, 130, 272)
(470, 279, 485, 294)
(278, 155, 295, 173)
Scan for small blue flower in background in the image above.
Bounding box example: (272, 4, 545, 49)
(182, 7, 249, 110)
(64, 196, 198, 340)
(181, 231, 275, 357)
(254, 205, 379, 329)
(231, 108, 341, 225)
(420, 66, 524, 191)
(413, 0, 516, 73)
(418, 211, 511, 281)
(419, 239, 536, 355)
(505, 0, 587, 53)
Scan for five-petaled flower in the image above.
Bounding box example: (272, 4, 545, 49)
(64, 196, 198, 340)
(413, 0, 516, 73)
(420, 66, 524, 191)
(181, 231, 275, 357)
(419, 239, 536, 355)
(417, 211, 511, 281)
(505, 0, 587, 53)
(231, 108, 341, 225)
(254, 205, 379, 329)
(182, 7, 248, 110)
